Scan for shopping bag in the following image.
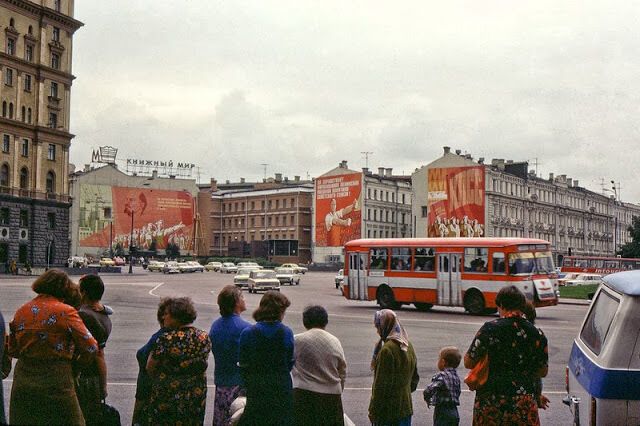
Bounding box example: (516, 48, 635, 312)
(464, 354, 489, 391)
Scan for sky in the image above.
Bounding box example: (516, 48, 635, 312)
(70, 1, 640, 202)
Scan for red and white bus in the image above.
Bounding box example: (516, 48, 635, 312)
(343, 237, 559, 314)
(561, 255, 640, 275)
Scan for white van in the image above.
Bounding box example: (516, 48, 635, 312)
(564, 270, 640, 425)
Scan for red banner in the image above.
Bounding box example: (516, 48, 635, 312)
(427, 166, 485, 237)
(315, 173, 362, 247)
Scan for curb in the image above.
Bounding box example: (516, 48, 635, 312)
(558, 298, 590, 306)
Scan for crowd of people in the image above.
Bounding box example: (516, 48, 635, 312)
(0, 269, 549, 426)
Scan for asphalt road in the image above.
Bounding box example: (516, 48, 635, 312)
(0, 269, 583, 425)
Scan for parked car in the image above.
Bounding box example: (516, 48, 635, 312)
(220, 262, 238, 274)
(237, 262, 263, 270)
(280, 263, 308, 274)
(558, 272, 583, 286)
(163, 261, 180, 274)
(564, 270, 640, 425)
(186, 261, 204, 272)
(67, 256, 88, 268)
(147, 260, 165, 272)
(335, 269, 344, 289)
(563, 273, 604, 286)
(233, 268, 256, 288)
(275, 267, 300, 286)
(205, 261, 222, 272)
(113, 256, 126, 266)
(247, 270, 280, 293)
(99, 258, 115, 267)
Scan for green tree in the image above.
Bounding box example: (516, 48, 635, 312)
(618, 216, 640, 258)
(166, 242, 180, 259)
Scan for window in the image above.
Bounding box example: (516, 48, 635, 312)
(51, 53, 60, 69)
(52, 27, 60, 42)
(19, 209, 28, 227)
(414, 247, 435, 272)
(18, 244, 27, 263)
(276, 199, 280, 208)
(369, 248, 388, 270)
(47, 213, 56, 229)
(390, 247, 411, 271)
(50, 82, 59, 98)
(4, 68, 13, 86)
(28, 25, 32, 35)
(6, 37, 15, 55)
(20, 106, 25, 122)
(49, 112, 57, 128)
(19, 167, 28, 189)
(25, 44, 33, 62)
(421, 206, 428, 217)
(21, 139, 28, 157)
(580, 290, 619, 355)
(103, 207, 112, 219)
(464, 247, 488, 272)
(492, 252, 506, 273)
(27, 108, 31, 124)
(0, 207, 8, 224)
(402, 194, 406, 204)
(8, 103, 13, 119)
(2, 135, 8, 153)
(0, 164, 8, 186)
(1, 102, 5, 117)
(54, 0, 61, 12)
(46, 171, 55, 193)
(250, 201, 255, 210)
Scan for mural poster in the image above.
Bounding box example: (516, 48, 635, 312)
(315, 172, 362, 247)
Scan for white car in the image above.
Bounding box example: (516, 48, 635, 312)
(247, 270, 280, 293)
(163, 261, 180, 274)
(275, 267, 301, 286)
(67, 256, 87, 268)
(147, 260, 165, 272)
(563, 273, 604, 286)
(335, 269, 344, 289)
(280, 263, 308, 274)
(205, 261, 222, 272)
(220, 262, 238, 274)
(233, 268, 256, 288)
(558, 272, 581, 286)
(186, 261, 204, 272)
(237, 262, 263, 270)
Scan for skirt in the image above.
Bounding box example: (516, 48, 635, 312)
(293, 388, 344, 426)
(10, 358, 85, 425)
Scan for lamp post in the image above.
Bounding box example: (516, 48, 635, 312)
(126, 198, 136, 274)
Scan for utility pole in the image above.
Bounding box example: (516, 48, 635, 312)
(361, 151, 373, 169)
(260, 163, 268, 181)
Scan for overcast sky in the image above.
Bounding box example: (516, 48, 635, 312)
(71, 1, 639, 202)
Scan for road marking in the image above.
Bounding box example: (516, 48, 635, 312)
(149, 282, 165, 296)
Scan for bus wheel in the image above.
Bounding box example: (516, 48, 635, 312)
(464, 291, 486, 315)
(414, 303, 433, 312)
(377, 286, 399, 310)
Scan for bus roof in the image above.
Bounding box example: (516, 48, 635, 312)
(344, 237, 550, 249)
(564, 255, 640, 261)
(603, 270, 640, 296)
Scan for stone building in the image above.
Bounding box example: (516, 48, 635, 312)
(412, 146, 640, 262)
(312, 161, 412, 264)
(69, 164, 199, 258)
(0, 0, 82, 267)
(200, 174, 314, 263)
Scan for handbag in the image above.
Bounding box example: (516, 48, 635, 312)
(97, 401, 121, 426)
(464, 354, 489, 391)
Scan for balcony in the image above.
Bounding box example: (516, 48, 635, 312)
(0, 187, 70, 203)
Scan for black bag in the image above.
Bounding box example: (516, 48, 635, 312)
(95, 401, 121, 426)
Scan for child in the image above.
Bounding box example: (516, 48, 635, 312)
(423, 346, 461, 426)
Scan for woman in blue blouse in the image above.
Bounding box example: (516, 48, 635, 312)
(239, 291, 294, 425)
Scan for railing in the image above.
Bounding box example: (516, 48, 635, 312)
(0, 186, 70, 202)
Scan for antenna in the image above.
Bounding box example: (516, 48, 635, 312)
(529, 157, 542, 176)
(195, 166, 202, 185)
(260, 163, 268, 180)
(361, 151, 374, 168)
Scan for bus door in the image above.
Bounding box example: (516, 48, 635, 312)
(437, 253, 462, 306)
(348, 252, 369, 301)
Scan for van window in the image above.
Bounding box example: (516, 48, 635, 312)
(580, 290, 620, 355)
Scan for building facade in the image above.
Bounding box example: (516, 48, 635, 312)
(412, 147, 640, 262)
(312, 161, 412, 264)
(201, 175, 314, 263)
(69, 164, 199, 258)
(0, 0, 82, 267)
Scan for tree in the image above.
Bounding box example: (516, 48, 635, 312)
(618, 216, 640, 258)
(165, 242, 180, 259)
(114, 243, 125, 257)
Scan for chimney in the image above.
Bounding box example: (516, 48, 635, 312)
(339, 160, 348, 169)
(549, 173, 554, 181)
(567, 178, 572, 187)
(284, 176, 289, 182)
(84, 164, 90, 172)
(294, 175, 300, 182)
(491, 159, 505, 170)
(152, 170, 158, 178)
(573, 180, 579, 187)
(378, 167, 385, 176)
(226, 180, 230, 184)
(443, 146, 451, 154)
(478, 157, 484, 164)
(465, 154, 472, 160)
(240, 177, 245, 183)
(506, 160, 513, 164)
(455, 149, 462, 155)
(210, 178, 218, 191)
(385, 168, 392, 177)
(275, 173, 282, 182)
(362, 167, 369, 174)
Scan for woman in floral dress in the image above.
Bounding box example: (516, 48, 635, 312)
(464, 286, 548, 425)
(146, 297, 212, 425)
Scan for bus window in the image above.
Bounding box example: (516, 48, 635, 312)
(492, 252, 506, 274)
(390, 248, 411, 271)
(464, 248, 488, 272)
(509, 252, 535, 275)
(622, 260, 637, 270)
(604, 260, 619, 269)
(534, 251, 555, 273)
(563, 257, 574, 267)
(370, 248, 388, 270)
(414, 247, 435, 272)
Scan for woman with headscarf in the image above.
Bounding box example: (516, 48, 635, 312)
(8, 269, 99, 425)
(368, 309, 419, 426)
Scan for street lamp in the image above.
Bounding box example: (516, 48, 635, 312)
(125, 198, 136, 274)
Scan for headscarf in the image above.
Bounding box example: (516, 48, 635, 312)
(371, 309, 410, 370)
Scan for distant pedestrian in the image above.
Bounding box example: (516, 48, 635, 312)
(209, 285, 252, 426)
(8, 269, 98, 425)
(238, 291, 294, 425)
(464, 286, 548, 425)
(145, 297, 212, 425)
(292, 305, 347, 426)
(368, 309, 419, 426)
(76, 275, 114, 424)
(9, 260, 17, 275)
(423, 347, 461, 426)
